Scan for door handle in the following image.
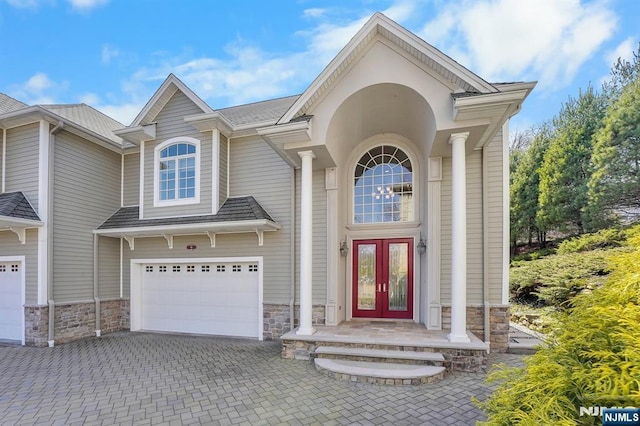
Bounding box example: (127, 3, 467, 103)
(382, 283, 387, 292)
(378, 283, 382, 292)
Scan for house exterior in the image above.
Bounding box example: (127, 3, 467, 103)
(0, 13, 534, 352)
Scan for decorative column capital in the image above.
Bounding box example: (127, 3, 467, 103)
(448, 132, 470, 145)
(298, 150, 316, 160)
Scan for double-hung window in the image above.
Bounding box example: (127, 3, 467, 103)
(154, 137, 200, 206)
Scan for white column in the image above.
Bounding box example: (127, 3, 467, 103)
(297, 150, 316, 335)
(449, 132, 471, 343)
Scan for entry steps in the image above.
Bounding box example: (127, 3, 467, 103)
(312, 345, 446, 385)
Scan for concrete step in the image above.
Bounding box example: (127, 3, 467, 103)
(314, 358, 446, 385)
(314, 345, 444, 365)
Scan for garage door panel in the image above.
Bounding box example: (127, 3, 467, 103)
(0, 262, 23, 341)
(140, 262, 260, 338)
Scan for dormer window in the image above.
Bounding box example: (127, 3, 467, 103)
(154, 137, 200, 206)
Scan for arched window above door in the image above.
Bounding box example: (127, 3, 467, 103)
(353, 145, 414, 223)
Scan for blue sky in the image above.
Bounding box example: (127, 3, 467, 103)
(1, 0, 638, 136)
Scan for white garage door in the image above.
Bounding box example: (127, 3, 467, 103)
(0, 261, 23, 342)
(140, 261, 260, 338)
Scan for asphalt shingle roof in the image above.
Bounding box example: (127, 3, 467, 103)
(0, 192, 40, 221)
(217, 95, 300, 127)
(98, 196, 275, 230)
(41, 104, 125, 145)
(0, 93, 28, 115)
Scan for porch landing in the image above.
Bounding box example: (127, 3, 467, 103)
(281, 321, 489, 373)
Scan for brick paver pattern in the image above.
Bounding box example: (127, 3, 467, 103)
(0, 332, 524, 425)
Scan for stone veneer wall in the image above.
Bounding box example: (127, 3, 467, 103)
(263, 304, 325, 340)
(23, 299, 130, 347)
(441, 305, 510, 352)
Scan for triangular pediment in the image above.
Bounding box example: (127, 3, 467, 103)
(278, 13, 498, 124)
(130, 74, 213, 126)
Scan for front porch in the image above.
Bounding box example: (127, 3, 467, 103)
(281, 320, 489, 374)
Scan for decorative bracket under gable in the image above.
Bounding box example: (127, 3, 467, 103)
(255, 229, 264, 247)
(206, 232, 216, 248)
(9, 227, 27, 244)
(124, 236, 135, 250)
(161, 233, 174, 249)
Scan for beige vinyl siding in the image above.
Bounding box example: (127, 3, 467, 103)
(439, 151, 484, 305)
(5, 123, 40, 211)
(121, 136, 293, 303)
(0, 229, 39, 304)
(98, 236, 120, 299)
(122, 152, 140, 206)
(229, 136, 293, 303)
(143, 91, 212, 218)
(486, 131, 505, 303)
(219, 134, 228, 208)
(52, 130, 121, 302)
(295, 168, 327, 305)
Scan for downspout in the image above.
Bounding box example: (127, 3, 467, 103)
(94, 234, 101, 337)
(48, 120, 64, 347)
(290, 167, 296, 331)
(482, 148, 491, 346)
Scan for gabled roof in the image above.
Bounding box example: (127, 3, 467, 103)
(0, 93, 28, 114)
(0, 192, 40, 222)
(40, 104, 124, 145)
(279, 12, 498, 124)
(130, 73, 213, 127)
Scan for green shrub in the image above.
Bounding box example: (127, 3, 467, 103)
(477, 232, 640, 425)
(557, 228, 626, 254)
(510, 250, 613, 307)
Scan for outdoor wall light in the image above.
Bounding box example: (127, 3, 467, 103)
(417, 236, 427, 255)
(339, 241, 350, 257)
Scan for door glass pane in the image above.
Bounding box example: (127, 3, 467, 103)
(357, 244, 377, 310)
(388, 243, 408, 311)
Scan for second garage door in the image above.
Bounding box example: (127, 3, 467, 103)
(0, 261, 23, 342)
(140, 261, 260, 339)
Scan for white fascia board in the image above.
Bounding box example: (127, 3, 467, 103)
(0, 218, 44, 228)
(93, 219, 281, 237)
(113, 124, 156, 145)
(453, 89, 532, 121)
(184, 112, 234, 136)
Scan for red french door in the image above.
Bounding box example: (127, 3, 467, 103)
(352, 238, 413, 319)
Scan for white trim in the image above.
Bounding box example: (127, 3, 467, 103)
(2, 128, 6, 193)
(226, 136, 230, 199)
(0, 255, 26, 345)
(347, 134, 421, 227)
(37, 120, 49, 306)
(119, 237, 123, 298)
(502, 121, 510, 305)
(152, 136, 201, 208)
(325, 167, 339, 325)
(129, 256, 263, 340)
(427, 157, 442, 330)
(120, 154, 124, 207)
(139, 141, 145, 219)
(297, 150, 316, 335)
(211, 130, 220, 213)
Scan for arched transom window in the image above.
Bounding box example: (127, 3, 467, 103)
(159, 142, 196, 201)
(354, 145, 414, 223)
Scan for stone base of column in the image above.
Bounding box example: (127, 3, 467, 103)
(447, 332, 471, 343)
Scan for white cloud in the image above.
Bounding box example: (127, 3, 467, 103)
(420, 0, 617, 90)
(303, 8, 326, 18)
(605, 37, 637, 67)
(66, 0, 108, 11)
(101, 44, 120, 64)
(10, 72, 69, 105)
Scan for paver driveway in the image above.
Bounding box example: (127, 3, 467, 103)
(0, 332, 524, 425)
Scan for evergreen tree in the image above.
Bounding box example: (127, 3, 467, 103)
(588, 78, 640, 223)
(537, 86, 607, 234)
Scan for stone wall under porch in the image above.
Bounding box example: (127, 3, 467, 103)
(441, 305, 510, 352)
(263, 304, 325, 340)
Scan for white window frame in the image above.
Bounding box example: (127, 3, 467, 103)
(153, 137, 201, 207)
